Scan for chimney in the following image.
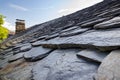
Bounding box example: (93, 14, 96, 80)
(15, 19, 26, 34)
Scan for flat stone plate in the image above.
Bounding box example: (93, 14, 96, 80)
(32, 49, 99, 80)
(23, 46, 53, 61)
(77, 49, 109, 63)
(96, 50, 120, 80)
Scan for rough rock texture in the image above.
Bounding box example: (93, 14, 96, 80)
(23, 47, 53, 61)
(1, 0, 120, 80)
(8, 52, 24, 62)
(32, 49, 99, 80)
(77, 49, 109, 63)
(36, 28, 120, 51)
(96, 50, 120, 80)
(94, 17, 120, 29)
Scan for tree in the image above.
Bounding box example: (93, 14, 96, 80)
(0, 14, 8, 42)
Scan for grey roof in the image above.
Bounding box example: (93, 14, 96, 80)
(0, 0, 120, 80)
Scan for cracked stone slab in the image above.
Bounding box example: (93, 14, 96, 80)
(77, 49, 109, 63)
(94, 17, 120, 29)
(23, 46, 53, 62)
(32, 49, 99, 80)
(95, 50, 120, 80)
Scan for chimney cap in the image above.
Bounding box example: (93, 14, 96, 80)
(16, 19, 25, 21)
(16, 19, 25, 23)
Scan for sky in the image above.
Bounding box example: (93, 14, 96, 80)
(0, 0, 103, 31)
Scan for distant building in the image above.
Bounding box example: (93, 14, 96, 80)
(15, 19, 26, 34)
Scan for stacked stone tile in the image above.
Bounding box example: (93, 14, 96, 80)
(0, 0, 120, 80)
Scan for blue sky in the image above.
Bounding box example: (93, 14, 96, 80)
(0, 0, 103, 31)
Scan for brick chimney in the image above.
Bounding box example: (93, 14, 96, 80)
(15, 19, 26, 34)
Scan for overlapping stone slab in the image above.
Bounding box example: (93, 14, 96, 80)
(30, 36, 46, 43)
(60, 26, 79, 33)
(60, 28, 90, 37)
(8, 53, 24, 63)
(12, 43, 32, 55)
(97, 8, 120, 17)
(20, 44, 32, 52)
(45, 33, 59, 40)
(38, 28, 120, 51)
(95, 50, 120, 80)
(23, 46, 53, 61)
(32, 49, 98, 80)
(80, 18, 110, 28)
(77, 49, 109, 63)
(94, 17, 120, 29)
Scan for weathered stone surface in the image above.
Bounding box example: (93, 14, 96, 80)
(45, 34, 59, 40)
(20, 44, 32, 52)
(60, 26, 79, 33)
(12, 48, 21, 55)
(0, 59, 33, 80)
(8, 53, 24, 62)
(0, 52, 13, 69)
(80, 18, 110, 28)
(32, 40, 45, 47)
(14, 43, 31, 48)
(40, 28, 120, 51)
(94, 17, 120, 29)
(30, 36, 46, 43)
(4, 65, 32, 80)
(96, 50, 120, 80)
(23, 46, 53, 61)
(77, 49, 109, 63)
(32, 49, 99, 80)
(61, 21, 75, 30)
(97, 8, 120, 17)
(60, 28, 90, 37)
(1, 0, 120, 79)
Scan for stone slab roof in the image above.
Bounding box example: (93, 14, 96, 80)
(1, 0, 120, 80)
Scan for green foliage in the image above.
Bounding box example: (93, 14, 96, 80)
(0, 14, 8, 42)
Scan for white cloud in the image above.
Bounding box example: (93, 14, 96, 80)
(58, 9, 69, 13)
(58, 8, 79, 16)
(10, 4, 28, 11)
(3, 20, 15, 31)
(58, 0, 103, 16)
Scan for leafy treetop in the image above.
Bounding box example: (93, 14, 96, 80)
(0, 14, 8, 42)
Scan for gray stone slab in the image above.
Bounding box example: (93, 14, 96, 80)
(32, 40, 45, 47)
(23, 46, 53, 61)
(60, 28, 90, 37)
(45, 34, 59, 40)
(94, 17, 120, 29)
(39, 28, 120, 51)
(30, 36, 46, 43)
(20, 44, 32, 52)
(97, 8, 120, 17)
(32, 49, 98, 80)
(77, 49, 109, 63)
(81, 18, 110, 28)
(8, 53, 24, 63)
(95, 50, 120, 80)
(60, 26, 79, 33)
